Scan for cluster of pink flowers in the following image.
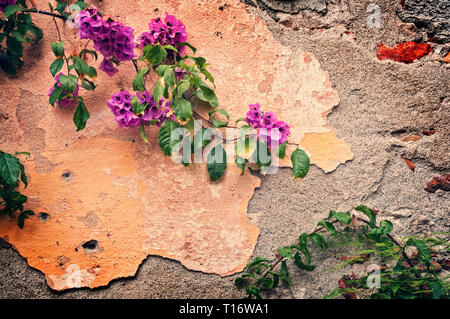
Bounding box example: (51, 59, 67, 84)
(107, 90, 173, 128)
(76, 7, 135, 76)
(244, 104, 291, 145)
(48, 72, 79, 107)
(137, 13, 188, 54)
(0, 0, 15, 12)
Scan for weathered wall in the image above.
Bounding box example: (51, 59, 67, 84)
(0, 0, 352, 290)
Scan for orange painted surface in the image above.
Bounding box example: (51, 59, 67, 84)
(0, 0, 352, 290)
(300, 131, 354, 173)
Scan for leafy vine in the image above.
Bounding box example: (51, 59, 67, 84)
(235, 205, 449, 299)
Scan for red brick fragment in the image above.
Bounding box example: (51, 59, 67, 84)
(422, 129, 435, 136)
(401, 135, 421, 142)
(401, 155, 416, 172)
(425, 174, 450, 193)
(377, 42, 432, 63)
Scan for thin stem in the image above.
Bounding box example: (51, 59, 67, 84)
(52, 16, 70, 76)
(25, 9, 67, 21)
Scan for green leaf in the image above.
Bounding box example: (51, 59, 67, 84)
(430, 281, 443, 299)
(208, 108, 229, 128)
(0, 153, 21, 187)
(17, 210, 34, 229)
(200, 69, 215, 88)
(163, 67, 176, 86)
(193, 56, 206, 69)
(132, 66, 150, 91)
(317, 220, 338, 236)
(252, 140, 271, 168)
(81, 79, 96, 91)
(309, 233, 328, 250)
(131, 96, 146, 114)
(158, 119, 181, 156)
(207, 144, 227, 182)
(73, 98, 90, 131)
(6, 36, 23, 56)
(176, 79, 191, 99)
(16, 0, 27, 8)
(235, 156, 246, 172)
(196, 85, 218, 108)
(79, 49, 98, 60)
(58, 74, 77, 93)
(192, 128, 212, 154)
(368, 220, 393, 236)
(55, 0, 66, 15)
(277, 247, 294, 260)
(29, 24, 43, 44)
(143, 44, 167, 65)
(333, 212, 352, 225)
(139, 125, 150, 144)
(235, 136, 256, 161)
(247, 257, 270, 272)
(275, 141, 287, 159)
(291, 148, 310, 179)
(152, 80, 164, 105)
(50, 41, 64, 57)
(279, 260, 292, 287)
(19, 163, 27, 188)
(11, 30, 27, 43)
(405, 238, 431, 264)
(49, 59, 64, 77)
(4, 5, 23, 19)
(86, 67, 97, 78)
(178, 41, 196, 54)
(162, 44, 178, 52)
(17, 13, 32, 35)
(133, 66, 150, 92)
(49, 86, 63, 106)
(355, 205, 376, 228)
(297, 245, 311, 264)
(294, 252, 315, 271)
(155, 64, 171, 77)
(173, 98, 193, 122)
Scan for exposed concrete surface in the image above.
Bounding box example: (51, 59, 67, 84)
(1, 0, 449, 298)
(398, 0, 450, 43)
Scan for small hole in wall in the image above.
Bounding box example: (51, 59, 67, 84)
(39, 212, 50, 222)
(82, 240, 99, 252)
(61, 170, 74, 182)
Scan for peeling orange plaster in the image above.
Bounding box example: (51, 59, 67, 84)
(0, 0, 353, 290)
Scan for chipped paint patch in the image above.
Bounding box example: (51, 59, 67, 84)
(0, 0, 352, 290)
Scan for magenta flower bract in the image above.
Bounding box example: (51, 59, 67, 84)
(244, 104, 291, 146)
(107, 91, 140, 128)
(75, 7, 135, 76)
(99, 58, 119, 76)
(48, 72, 79, 108)
(108, 90, 172, 128)
(137, 13, 188, 54)
(0, 0, 15, 12)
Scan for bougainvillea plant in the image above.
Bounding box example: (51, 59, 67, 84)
(1, 1, 310, 183)
(0, 151, 34, 228)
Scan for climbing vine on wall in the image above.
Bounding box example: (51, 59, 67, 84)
(235, 205, 449, 299)
(0, 151, 34, 228)
(1, 0, 311, 184)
